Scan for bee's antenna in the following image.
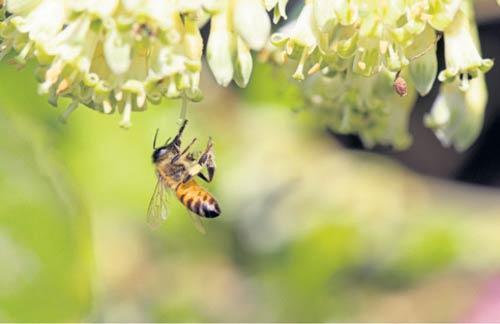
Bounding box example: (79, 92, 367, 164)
(153, 128, 160, 149)
(164, 137, 171, 145)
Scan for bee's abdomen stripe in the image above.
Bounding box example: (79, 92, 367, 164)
(186, 198, 194, 210)
(176, 180, 221, 218)
(194, 200, 202, 216)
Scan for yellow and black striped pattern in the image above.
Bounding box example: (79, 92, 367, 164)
(175, 179, 221, 218)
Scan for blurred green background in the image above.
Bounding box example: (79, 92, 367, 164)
(1, 61, 500, 322)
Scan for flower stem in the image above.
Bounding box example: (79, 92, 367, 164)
(179, 94, 188, 124)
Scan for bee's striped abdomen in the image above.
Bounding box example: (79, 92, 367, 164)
(176, 179, 221, 218)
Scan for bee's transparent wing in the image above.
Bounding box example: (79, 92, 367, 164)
(147, 178, 169, 229)
(186, 210, 206, 235)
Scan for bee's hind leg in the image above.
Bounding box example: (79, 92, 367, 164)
(197, 160, 215, 183)
(182, 138, 216, 183)
(181, 163, 203, 183)
(197, 172, 210, 183)
(197, 138, 216, 182)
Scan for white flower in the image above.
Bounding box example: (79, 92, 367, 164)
(271, 2, 320, 81)
(259, 0, 494, 150)
(0, 0, 275, 126)
(206, 8, 235, 87)
(425, 75, 487, 151)
(265, 0, 289, 23)
(438, 9, 493, 91)
(233, 0, 270, 50)
(305, 69, 415, 149)
(234, 37, 253, 87)
(409, 45, 437, 96)
(427, 0, 462, 31)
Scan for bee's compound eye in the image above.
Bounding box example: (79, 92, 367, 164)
(152, 147, 168, 162)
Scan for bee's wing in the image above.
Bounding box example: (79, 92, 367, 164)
(147, 178, 169, 229)
(186, 210, 206, 235)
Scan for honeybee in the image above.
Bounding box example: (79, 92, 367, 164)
(147, 120, 221, 231)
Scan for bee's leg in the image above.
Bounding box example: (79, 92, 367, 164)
(177, 119, 188, 137)
(172, 138, 197, 163)
(181, 163, 203, 183)
(170, 119, 188, 146)
(197, 138, 216, 182)
(197, 172, 210, 183)
(181, 138, 197, 156)
(182, 138, 216, 183)
(197, 158, 215, 182)
(183, 162, 214, 183)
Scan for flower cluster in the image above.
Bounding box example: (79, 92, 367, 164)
(0, 0, 496, 151)
(0, 0, 281, 127)
(424, 1, 490, 151)
(265, 0, 493, 150)
(305, 69, 415, 149)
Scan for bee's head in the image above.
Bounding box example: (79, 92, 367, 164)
(151, 146, 169, 162)
(151, 121, 187, 163)
(152, 141, 180, 163)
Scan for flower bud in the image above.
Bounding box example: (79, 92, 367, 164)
(206, 10, 235, 87)
(425, 74, 487, 151)
(104, 30, 131, 75)
(233, 37, 253, 88)
(289, 2, 319, 49)
(271, 0, 289, 23)
(409, 46, 437, 96)
(6, 0, 40, 15)
(183, 16, 203, 62)
(438, 10, 493, 91)
(264, 0, 278, 11)
(427, 0, 462, 31)
(313, 0, 337, 32)
(233, 0, 270, 50)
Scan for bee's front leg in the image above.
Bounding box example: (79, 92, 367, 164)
(171, 137, 197, 164)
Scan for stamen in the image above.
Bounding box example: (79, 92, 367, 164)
(0, 40, 13, 61)
(166, 79, 180, 98)
(115, 91, 123, 101)
(14, 41, 33, 65)
(45, 61, 64, 86)
(308, 62, 321, 76)
(102, 99, 113, 114)
(56, 79, 70, 95)
(59, 100, 79, 123)
(120, 97, 132, 128)
(136, 91, 147, 108)
(459, 73, 470, 91)
(179, 94, 188, 124)
(293, 47, 309, 81)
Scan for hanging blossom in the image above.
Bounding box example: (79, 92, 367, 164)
(0, 0, 282, 127)
(0, 0, 496, 151)
(262, 0, 493, 150)
(425, 0, 490, 151)
(305, 69, 415, 149)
